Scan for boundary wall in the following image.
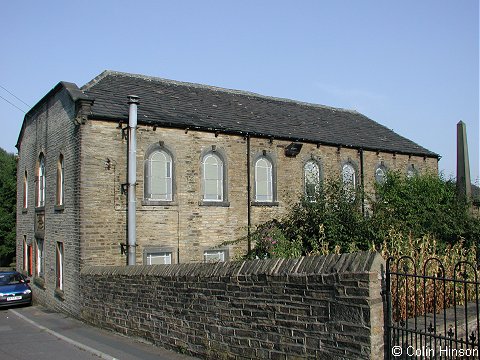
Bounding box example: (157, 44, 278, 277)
(80, 252, 385, 359)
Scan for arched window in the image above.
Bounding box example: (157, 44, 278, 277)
(375, 164, 387, 184)
(23, 170, 28, 209)
(202, 153, 224, 201)
(56, 154, 64, 206)
(37, 154, 45, 207)
(406, 164, 418, 179)
(342, 163, 356, 188)
(255, 157, 273, 202)
(304, 160, 320, 199)
(145, 149, 173, 201)
(342, 163, 356, 200)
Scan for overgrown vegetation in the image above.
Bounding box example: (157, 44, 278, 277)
(0, 148, 16, 267)
(242, 171, 480, 317)
(246, 172, 480, 260)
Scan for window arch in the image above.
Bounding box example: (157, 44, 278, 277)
(304, 160, 320, 199)
(37, 153, 45, 207)
(255, 156, 273, 202)
(202, 152, 224, 201)
(144, 149, 173, 201)
(56, 154, 64, 206)
(23, 170, 28, 209)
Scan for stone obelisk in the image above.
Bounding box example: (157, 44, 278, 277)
(456, 120, 472, 201)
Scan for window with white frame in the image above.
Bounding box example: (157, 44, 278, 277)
(255, 157, 273, 202)
(202, 153, 224, 201)
(145, 150, 173, 201)
(304, 160, 320, 199)
(36, 238, 44, 278)
(56, 242, 64, 291)
(37, 154, 45, 207)
(204, 250, 226, 263)
(56, 155, 64, 206)
(145, 251, 172, 265)
(23, 171, 28, 209)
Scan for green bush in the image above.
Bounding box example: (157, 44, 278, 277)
(246, 172, 480, 260)
(369, 171, 480, 248)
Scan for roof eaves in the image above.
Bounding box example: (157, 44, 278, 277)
(88, 113, 440, 159)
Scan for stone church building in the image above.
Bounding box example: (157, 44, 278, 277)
(16, 70, 438, 313)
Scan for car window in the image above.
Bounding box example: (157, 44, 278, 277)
(0, 274, 24, 285)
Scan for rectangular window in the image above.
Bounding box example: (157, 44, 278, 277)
(204, 250, 226, 263)
(23, 236, 27, 272)
(27, 245, 32, 276)
(23, 172, 28, 209)
(37, 155, 46, 208)
(56, 242, 64, 291)
(146, 252, 172, 265)
(56, 156, 64, 206)
(36, 238, 44, 278)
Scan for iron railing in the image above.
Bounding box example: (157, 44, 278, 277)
(385, 256, 479, 359)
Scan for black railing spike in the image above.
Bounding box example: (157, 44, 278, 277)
(469, 331, 476, 344)
(428, 322, 434, 333)
(448, 327, 454, 338)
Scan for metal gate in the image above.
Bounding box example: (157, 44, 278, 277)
(385, 256, 480, 359)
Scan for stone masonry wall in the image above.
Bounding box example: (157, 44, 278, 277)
(79, 119, 438, 267)
(16, 88, 82, 316)
(80, 252, 385, 360)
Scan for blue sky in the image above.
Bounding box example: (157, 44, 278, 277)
(1, 0, 478, 181)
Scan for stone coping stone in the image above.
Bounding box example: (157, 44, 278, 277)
(81, 251, 384, 279)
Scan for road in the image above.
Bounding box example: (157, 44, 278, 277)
(0, 305, 198, 360)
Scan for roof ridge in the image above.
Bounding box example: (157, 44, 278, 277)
(84, 70, 360, 115)
(81, 70, 114, 91)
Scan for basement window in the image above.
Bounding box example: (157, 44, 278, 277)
(145, 251, 172, 265)
(204, 250, 226, 263)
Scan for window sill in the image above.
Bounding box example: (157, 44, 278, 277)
(33, 276, 45, 290)
(22, 208, 28, 214)
(35, 206, 45, 213)
(54, 205, 65, 212)
(251, 201, 279, 207)
(199, 200, 230, 207)
(54, 288, 65, 301)
(142, 200, 177, 206)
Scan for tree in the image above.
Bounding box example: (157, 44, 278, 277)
(0, 148, 17, 266)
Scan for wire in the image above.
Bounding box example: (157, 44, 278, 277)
(0, 84, 31, 108)
(0, 94, 27, 113)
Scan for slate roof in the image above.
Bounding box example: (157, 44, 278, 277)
(80, 70, 437, 157)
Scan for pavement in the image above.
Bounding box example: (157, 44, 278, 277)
(0, 305, 198, 360)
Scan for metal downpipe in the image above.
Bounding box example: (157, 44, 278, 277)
(127, 95, 139, 265)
